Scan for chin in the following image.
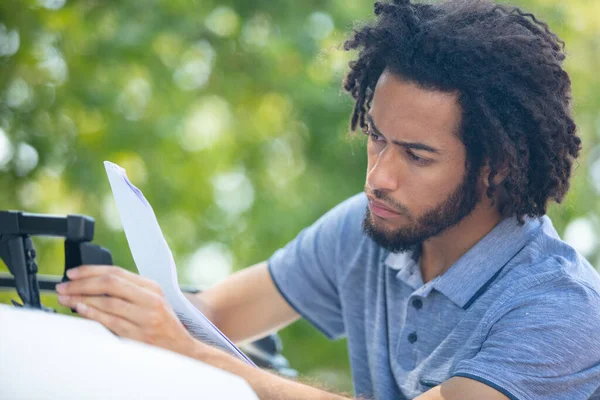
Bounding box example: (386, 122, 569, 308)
(370, 211, 411, 230)
(365, 209, 410, 235)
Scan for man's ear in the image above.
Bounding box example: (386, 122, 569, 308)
(481, 161, 509, 188)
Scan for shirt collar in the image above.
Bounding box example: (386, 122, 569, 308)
(384, 250, 424, 290)
(384, 216, 544, 308)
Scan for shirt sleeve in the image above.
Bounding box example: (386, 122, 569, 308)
(452, 275, 600, 400)
(268, 193, 367, 340)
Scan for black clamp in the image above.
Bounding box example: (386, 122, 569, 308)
(0, 211, 112, 311)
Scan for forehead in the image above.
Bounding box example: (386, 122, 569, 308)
(370, 71, 463, 150)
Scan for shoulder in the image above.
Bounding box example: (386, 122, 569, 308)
(324, 191, 371, 246)
(323, 192, 368, 226)
(453, 218, 600, 397)
(512, 216, 599, 291)
(308, 192, 369, 247)
(483, 215, 600, 331)
(270, 192, 371, 267)
(471, 256, 600, 378)
(488, 243, 600, 338)
(313, 193, 380, 278)
(336, 192, 369, 234)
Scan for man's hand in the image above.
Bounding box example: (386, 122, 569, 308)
(56, 265, 196, 356)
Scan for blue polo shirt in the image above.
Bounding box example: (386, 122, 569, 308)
(268, 193, 600, 400)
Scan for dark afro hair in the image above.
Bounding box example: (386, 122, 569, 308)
(343, 0, 581, 221)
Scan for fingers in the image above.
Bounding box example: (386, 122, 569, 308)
(58, 294, 155, 326)
(57, 272, 157, 306)
(66, 265, 163, 294)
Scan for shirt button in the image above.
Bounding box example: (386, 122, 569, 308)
(408, 332, 418, 343)
(412, 298, 423, 310)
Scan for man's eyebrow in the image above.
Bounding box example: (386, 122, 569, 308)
(366, 114, 441, 154)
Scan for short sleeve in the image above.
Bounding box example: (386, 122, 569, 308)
(453, 277, 600, 400)
(268, 193, 367, 340)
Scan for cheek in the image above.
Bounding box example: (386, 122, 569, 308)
(399, 163, 465, 211)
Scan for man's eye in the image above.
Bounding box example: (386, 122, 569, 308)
(406, 150, 430, 166)
(368, 130, 384, 142)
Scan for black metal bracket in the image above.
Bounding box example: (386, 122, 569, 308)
(0, 210, 112, 311)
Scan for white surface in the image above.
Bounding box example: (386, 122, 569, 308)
(103, 161, 254, 365)
(0, 304, 258, 400)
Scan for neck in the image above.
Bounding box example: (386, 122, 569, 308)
(419, 202, 503, 283)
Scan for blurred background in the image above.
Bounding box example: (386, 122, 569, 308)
(1, 0, 599, 393)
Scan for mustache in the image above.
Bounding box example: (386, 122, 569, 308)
(364, 187, 410, 216)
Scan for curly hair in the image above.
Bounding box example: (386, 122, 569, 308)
(343, 0, 581, 221)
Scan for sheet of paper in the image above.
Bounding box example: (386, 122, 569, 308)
(104, 161, 255, 366)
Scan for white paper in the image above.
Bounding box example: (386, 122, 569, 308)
(103, 161, 255, 366)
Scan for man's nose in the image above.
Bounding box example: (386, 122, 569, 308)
(366, 147, 399, 192)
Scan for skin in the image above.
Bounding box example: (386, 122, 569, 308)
(57, 71, 508, 400)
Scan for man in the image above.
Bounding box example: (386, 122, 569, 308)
(56, 0, 600, 399)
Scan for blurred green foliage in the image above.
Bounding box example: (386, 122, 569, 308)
(1, 0, 599, 392)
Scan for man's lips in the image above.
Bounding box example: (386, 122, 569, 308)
(368, 198, 402, 218)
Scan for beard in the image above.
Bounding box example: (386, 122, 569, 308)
(362, 166, 481, 253)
